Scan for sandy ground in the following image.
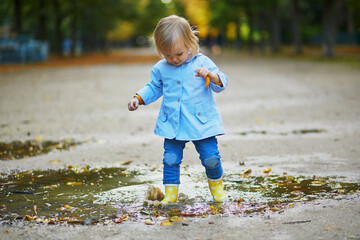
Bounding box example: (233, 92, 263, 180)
(0, 49, 360, 239)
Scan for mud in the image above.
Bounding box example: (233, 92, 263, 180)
(0, 49, 360, 239)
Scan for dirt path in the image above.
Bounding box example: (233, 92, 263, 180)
(1, 50, 360, 239)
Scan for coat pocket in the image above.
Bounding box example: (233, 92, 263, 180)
(195, 103, 208, 124)
(161, 109, 167, 122)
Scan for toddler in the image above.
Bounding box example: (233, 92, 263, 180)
(128, 15, 228, 203)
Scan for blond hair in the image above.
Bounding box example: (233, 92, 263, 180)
(153, 15, 199, 58)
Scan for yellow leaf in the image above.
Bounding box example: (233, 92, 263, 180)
(262, 168, 272, 173)
(170, 218, 188, 223)
(49, 160, 61, 164)
(42, 184, 58, 189)
(244, 169, 252, 175)
(324, 226, 332, 231)
(35, 135, 44, 143)
(287, 176, 295, 181)
(145, 221, 154, 225)
(269, 208, 280, 211)
(160, 221, 173, 226)
(66, 182, 82, 186)
(122, 161, 133, 165)
(57, 205, 75, 211)
(25, 215, 37, 221)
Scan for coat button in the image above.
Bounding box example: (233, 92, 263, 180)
(198, 113, 201, 116)
(177, 99, 180, 102)
(177, 81, 180, 84)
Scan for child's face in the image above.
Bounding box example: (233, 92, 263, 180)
(163, 41, 189, 67)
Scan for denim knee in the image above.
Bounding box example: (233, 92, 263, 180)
(201, 155, 223, 180)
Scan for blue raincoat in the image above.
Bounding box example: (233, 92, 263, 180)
(137, 53, 228, 141)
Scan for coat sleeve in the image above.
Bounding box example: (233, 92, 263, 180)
(136, 66, 163, 105)
(206, 57, 228, 93)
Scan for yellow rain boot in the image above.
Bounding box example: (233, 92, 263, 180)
(161, 185, 179, 204)
(208, 178, 227, 202)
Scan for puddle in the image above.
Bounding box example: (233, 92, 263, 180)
(0, 138, 85, 160)
(0, 166, 145, 224)
(236, 129, 326, 136)
(1, 164, 359, 226)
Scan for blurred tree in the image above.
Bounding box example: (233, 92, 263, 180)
(53, 0, 64, 56)
(13, 0, 22, 35)
(135, 0, 168, 41)
(290, 0, 302, 54)
(37, 0, 47, 41)
(208, 0, 243, 50)
(270, 0, 281, 53)
(322, 0, 337, 58)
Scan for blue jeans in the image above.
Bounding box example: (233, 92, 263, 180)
(162, 136, 223, 185)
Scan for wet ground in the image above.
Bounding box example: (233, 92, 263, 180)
(0, 49, 360, 239)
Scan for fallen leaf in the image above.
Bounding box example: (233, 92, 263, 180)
(66, 182, 82, 186)
(42, 184, 58, 189)
(25, 215, 37, 221)
(33, 205, 37, 216)
(49, 160, 61, 164)
(57, 205, 75, 211)
(145, 221, 154, 225)
(35, 135, 44, 143)
(146, 185, 165, 201)
(324, 226, 332, 231)
(122, 161, 133, 165)
(114, 217, 123, 223)
(262, 168, 272, 173)
(160, 221, 173, 226)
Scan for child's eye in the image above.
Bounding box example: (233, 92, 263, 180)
(177, 52, 183, 56)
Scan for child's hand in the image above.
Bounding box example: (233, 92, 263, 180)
(128, 97, 140, 111)
(196, 68, 221, 86)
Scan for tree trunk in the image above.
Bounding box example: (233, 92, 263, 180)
(54, 0, 63, 56)
(13, 0, 22, 35)
(290, 0, 302, 54)
(246, 6, 255, 53)
(322, 0, 336, 58)
(235, 14, 241, 51)
(258, 13, 267, 54)
(70, 1, 78, 56)
(37, 0, 47, 41)
(270, 0, 280, 53)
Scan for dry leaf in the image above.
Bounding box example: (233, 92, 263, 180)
(42, 184, 58, 189)
(49, 160, 61, 164)
(160, 221, 173, 226)
(114, 217, 123, 224)
(33, 205, 37, 216)
(122, 161, 133, 165)
(146, 186, 165, 201)
(25, 215, 37, 221)
(262, 168, 272, 173)
(35, 135, 44, 143)
(66, 182, 82, 186)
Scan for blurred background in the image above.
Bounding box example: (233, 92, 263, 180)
(0, 0, 359, 65)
